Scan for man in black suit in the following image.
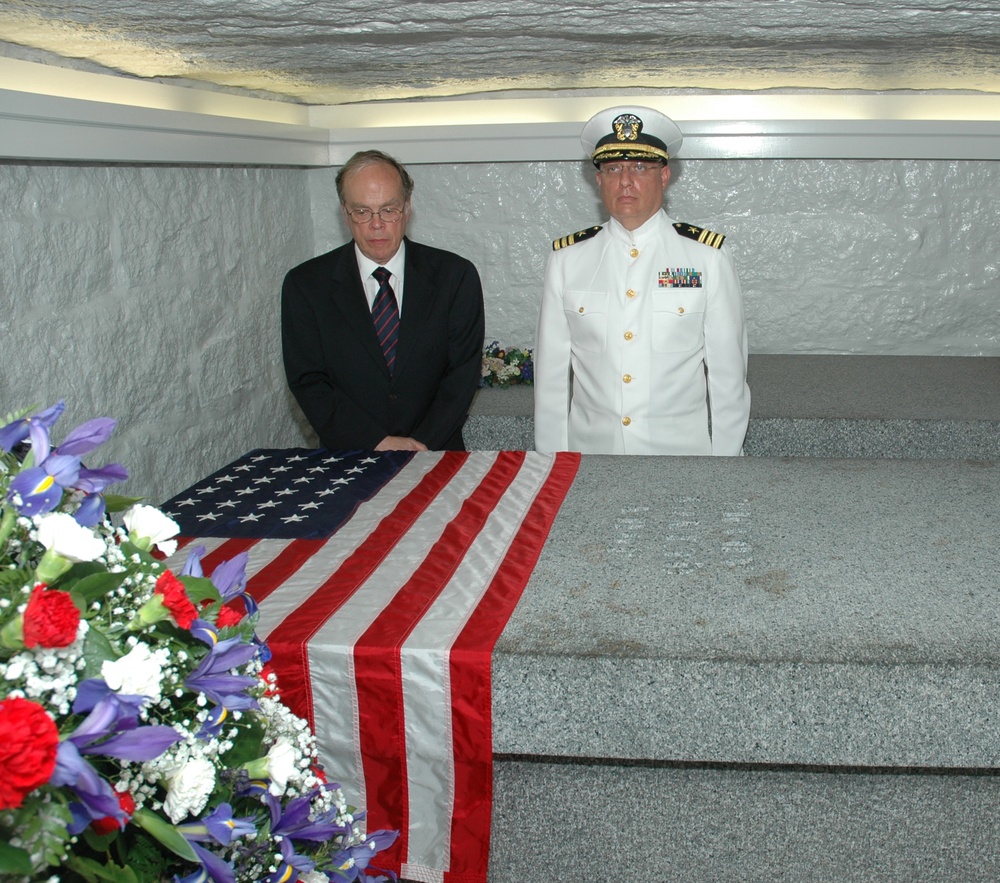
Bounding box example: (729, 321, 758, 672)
(281, 150, 485, 451)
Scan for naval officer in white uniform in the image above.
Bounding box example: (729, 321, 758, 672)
(534, 105, 751, 456)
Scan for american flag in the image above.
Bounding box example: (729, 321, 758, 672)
(162, 448, 579, 883)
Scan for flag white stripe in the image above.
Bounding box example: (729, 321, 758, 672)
(399, 452, 557, 882)
(307, 452, 500, 812)
(166, 534, 231, 566)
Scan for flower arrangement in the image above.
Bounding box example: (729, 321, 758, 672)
(0, 402, 396, 883)
(480, 341, 533, 388)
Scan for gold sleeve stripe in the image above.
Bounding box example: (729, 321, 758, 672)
(552, 225, 603, 251)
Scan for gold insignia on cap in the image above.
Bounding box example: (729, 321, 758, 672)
(552, 225, 603, 251)
(673, 221, 726, 249)
(613, 113, 642, 142)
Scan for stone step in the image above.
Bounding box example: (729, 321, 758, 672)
(468, 354, 1000, 458)
(487, 452, 1000, 881)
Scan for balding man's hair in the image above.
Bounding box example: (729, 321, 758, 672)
(336, 150, 415, 203)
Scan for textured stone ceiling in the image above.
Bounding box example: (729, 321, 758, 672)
(2, 0, 1000, 104)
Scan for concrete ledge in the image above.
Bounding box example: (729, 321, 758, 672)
(494, 456, 1000, 768)
(490, 761, 1000, 882)
(467, 355, 1000, 458)
(486, 454, 1000, 879)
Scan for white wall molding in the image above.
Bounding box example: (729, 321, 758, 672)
(0, 87, 331, 166)
(5, 58, 1000, 165)
(319, 94, 1000, 163)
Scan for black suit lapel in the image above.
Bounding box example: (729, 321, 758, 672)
(395, 240, 433, 379)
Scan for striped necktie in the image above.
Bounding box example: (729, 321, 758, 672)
(371, 266, 400, 374)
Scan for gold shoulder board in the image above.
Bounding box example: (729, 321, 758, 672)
(552, 225, 603, 251)
(673, 222, 726, 249)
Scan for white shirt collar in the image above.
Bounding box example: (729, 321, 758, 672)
(355, 241, 406, 311)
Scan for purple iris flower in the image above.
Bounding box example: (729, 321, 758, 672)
(173, 842, 237, 883)
(7, 443, 85, 515)
(184, 553, 268, 660)
(6, 436, 125, 518)
(69, 681, 182, 762)
(8, 465, 65, 515)
(75, 462, 129, 493)
(233, 776, 269, 800)
(254, 629, 272, 664)
(189, 618, 225, 648)
(53, 416, 116, 457)
(72, 678, 147, 718)
(196, 704, 230, 740)
(74, 492, 107, 528)
(264, 834, 316, 883)
(267, 788, 351, 843)
(50, 739, 126, 835)
(3, 405, 127, 516)
(182, 546, 209, 578)
(210, 553, 249, 603)
(178, 803, 256, 846)
(0, 401, 64, 453)
(185, 628, 260, 712)
(329, 829, 400, 882)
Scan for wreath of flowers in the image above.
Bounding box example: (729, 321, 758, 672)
(480, 341, 533, 388)
(0, 402, 396, 883)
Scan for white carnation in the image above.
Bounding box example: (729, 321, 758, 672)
(102, 642, 166, 703)
(266, 737, 300, 797)
(122, 504, 179, 557)
(35, 512, 106, 562)
(163, 754, 216, 823)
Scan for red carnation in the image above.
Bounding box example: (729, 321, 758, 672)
(154, 570, 198, 629)
(90, 788, 137, 835)
(216, 602, 245, 629)
(23, 584, 81, 648)
(0, 697, 59, 809)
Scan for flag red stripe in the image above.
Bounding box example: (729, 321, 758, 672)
(245, 538, 329, 604)
(442, 451, 580, 882)
(354, 451, 526, 873)
(266, 453, 468, 730)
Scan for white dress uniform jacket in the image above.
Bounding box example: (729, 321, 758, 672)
(534, 210, 750, 455)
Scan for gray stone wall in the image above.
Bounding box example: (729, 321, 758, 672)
(313, 159, 1000, 356)
(0, 163, 314, 502)
(3, 156, 998, 501)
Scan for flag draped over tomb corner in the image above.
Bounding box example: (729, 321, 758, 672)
(162, 447, 580, 883)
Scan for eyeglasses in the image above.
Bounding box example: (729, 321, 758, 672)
(599, 162, 662, 176)
(345, 206, 406, 224)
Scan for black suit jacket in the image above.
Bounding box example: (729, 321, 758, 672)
(281, 238, 485, 450)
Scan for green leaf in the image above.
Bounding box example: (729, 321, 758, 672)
(131, 808, 198, 863)
(222, 713, 268, 767)
(80, 622, 122, 679)
(103, 494, 144, 514)
(81, 824, 119, 853)
(0, 565, 34, 594)
(123, 829, 180, 883)
(65, 853, 140, 883)
(0, 839, 32, 874)
(69, 570, 128, 609)
(180, 575, 222, 605)
(5, 791, 74, 871)
(116, 539, 159, 566)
